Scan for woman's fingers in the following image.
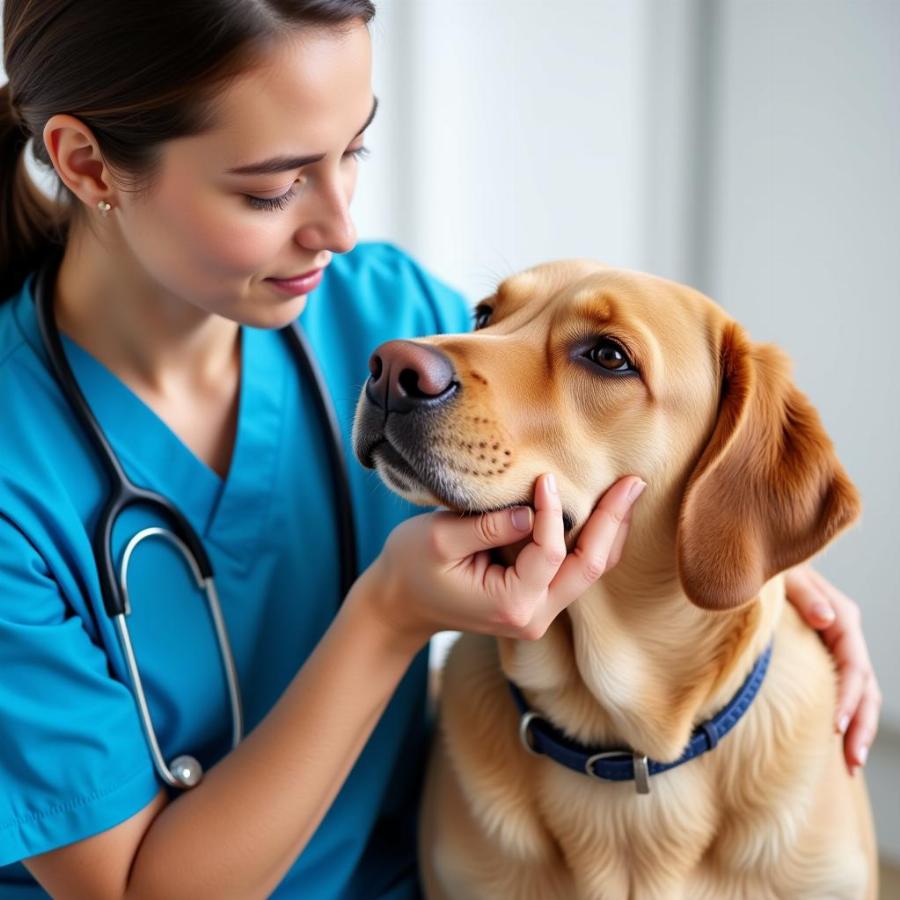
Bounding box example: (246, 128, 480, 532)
(511, 474, 568, 595)
(804, 567, 881, 770)
(425, 473, 643, 639)
(783, 563, 837, 629)
(548, 477, 646, 612)
(845, 680, 881, 773)
(830, 627, 868, 731)
(433, 504, 535, 563)
(785, 564, 881, 773)
(605, 503, 635, 570)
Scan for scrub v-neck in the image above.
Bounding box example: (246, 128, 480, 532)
(58, 324, 285, 557)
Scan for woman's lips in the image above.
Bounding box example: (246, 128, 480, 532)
(265, 267, 325, 295)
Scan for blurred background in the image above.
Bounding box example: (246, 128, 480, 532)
(4, 0, 899, 881)
(353, 0, 900, 875)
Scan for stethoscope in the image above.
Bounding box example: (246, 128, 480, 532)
(33, 252, 357, 790)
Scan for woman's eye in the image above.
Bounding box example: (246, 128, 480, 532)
(246, 184, 299, 212)
(245, 146, 370, 212)
(473, 305, 493, 330)
(344, 145, 370, 163)
(585, 338, 633, 372)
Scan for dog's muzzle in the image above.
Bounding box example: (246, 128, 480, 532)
(353, 339, 578, 531)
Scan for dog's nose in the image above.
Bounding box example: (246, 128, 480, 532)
(366, 340, 458, 413)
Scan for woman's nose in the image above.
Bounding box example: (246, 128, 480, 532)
(294, 176, 357, 254)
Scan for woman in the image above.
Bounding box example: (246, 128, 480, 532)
(0, 2, 879, 897)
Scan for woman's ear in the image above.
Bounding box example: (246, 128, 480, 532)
(676, 320, 861, 611)
(42, 113, 114, 210)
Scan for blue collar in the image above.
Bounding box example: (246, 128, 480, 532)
(508, 642, 773, 794)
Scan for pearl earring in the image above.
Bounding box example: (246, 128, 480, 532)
(97, 200, 112, 217)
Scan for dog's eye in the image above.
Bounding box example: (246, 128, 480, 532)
(473, 305, 493, 330)
(586, 338, 633, 372)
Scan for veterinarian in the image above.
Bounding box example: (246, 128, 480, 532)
(0, 2, 881, 897)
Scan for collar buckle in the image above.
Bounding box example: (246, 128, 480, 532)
(584, 751, 651, 793)
(632, 753, 651, 794)
(518, 711, 544, 756)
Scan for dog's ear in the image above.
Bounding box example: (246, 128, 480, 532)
(676, 321, 861, 611)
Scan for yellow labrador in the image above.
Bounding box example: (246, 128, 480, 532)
(353, 261, 877, 899)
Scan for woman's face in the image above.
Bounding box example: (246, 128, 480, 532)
(113, 21, 374, 329)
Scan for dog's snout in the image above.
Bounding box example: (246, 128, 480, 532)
(366, 340, 458, 413)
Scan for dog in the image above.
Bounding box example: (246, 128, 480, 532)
(352, 260, 877, 899)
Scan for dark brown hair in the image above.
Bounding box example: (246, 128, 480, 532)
(0, 0, 375, 301)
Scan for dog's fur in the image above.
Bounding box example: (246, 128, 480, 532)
(354, 261, 877, 899)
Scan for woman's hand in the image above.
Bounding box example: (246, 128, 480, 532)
(364, 473, 646, 651)
(784, 563, 881, 774)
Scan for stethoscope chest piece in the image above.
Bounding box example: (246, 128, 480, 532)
(169, 755, 204, 789)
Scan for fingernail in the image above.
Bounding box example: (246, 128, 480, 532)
(857, 745, 868, 766)
(627, 479, 647, 503)
(837, 713, 850, 734)
(812, 602, 835, 623)
(546, 473, 558, 494)
(511, 507, 532, 531)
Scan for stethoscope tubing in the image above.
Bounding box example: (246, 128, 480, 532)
(116, 526, 243, 788)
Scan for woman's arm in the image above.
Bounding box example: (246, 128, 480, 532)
(24, 583, 423, 900)
(785, 563, 882, 773)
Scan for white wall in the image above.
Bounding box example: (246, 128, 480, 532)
(698, 0, 900, 862)
(703, 0, 900, 718)
(360, 0, 652, 302)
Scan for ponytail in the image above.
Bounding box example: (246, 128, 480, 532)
(0, 81, 66, 302)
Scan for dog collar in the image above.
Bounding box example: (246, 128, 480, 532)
(508, 642, 773, 794)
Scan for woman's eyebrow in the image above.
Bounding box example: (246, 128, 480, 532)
(226, 96, 379, 176)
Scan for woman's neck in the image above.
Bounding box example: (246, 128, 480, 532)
(53, 225, 240, 399)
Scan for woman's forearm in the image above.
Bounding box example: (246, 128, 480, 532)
(126, 575, 424, 900)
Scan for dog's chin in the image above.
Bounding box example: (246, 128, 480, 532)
(370, 440, 447, 507)
(371, 440, 530, 518)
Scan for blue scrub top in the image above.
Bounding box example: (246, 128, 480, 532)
(0, 242, 472, 899)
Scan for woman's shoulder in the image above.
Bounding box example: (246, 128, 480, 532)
(326, 240, 450, 290)
(0, 276, 95, 515)
(0, 276, 58, 442)
(0, 275, 36, 369)
(0, 271, 67, 390)
(313, 241, 473, 339)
